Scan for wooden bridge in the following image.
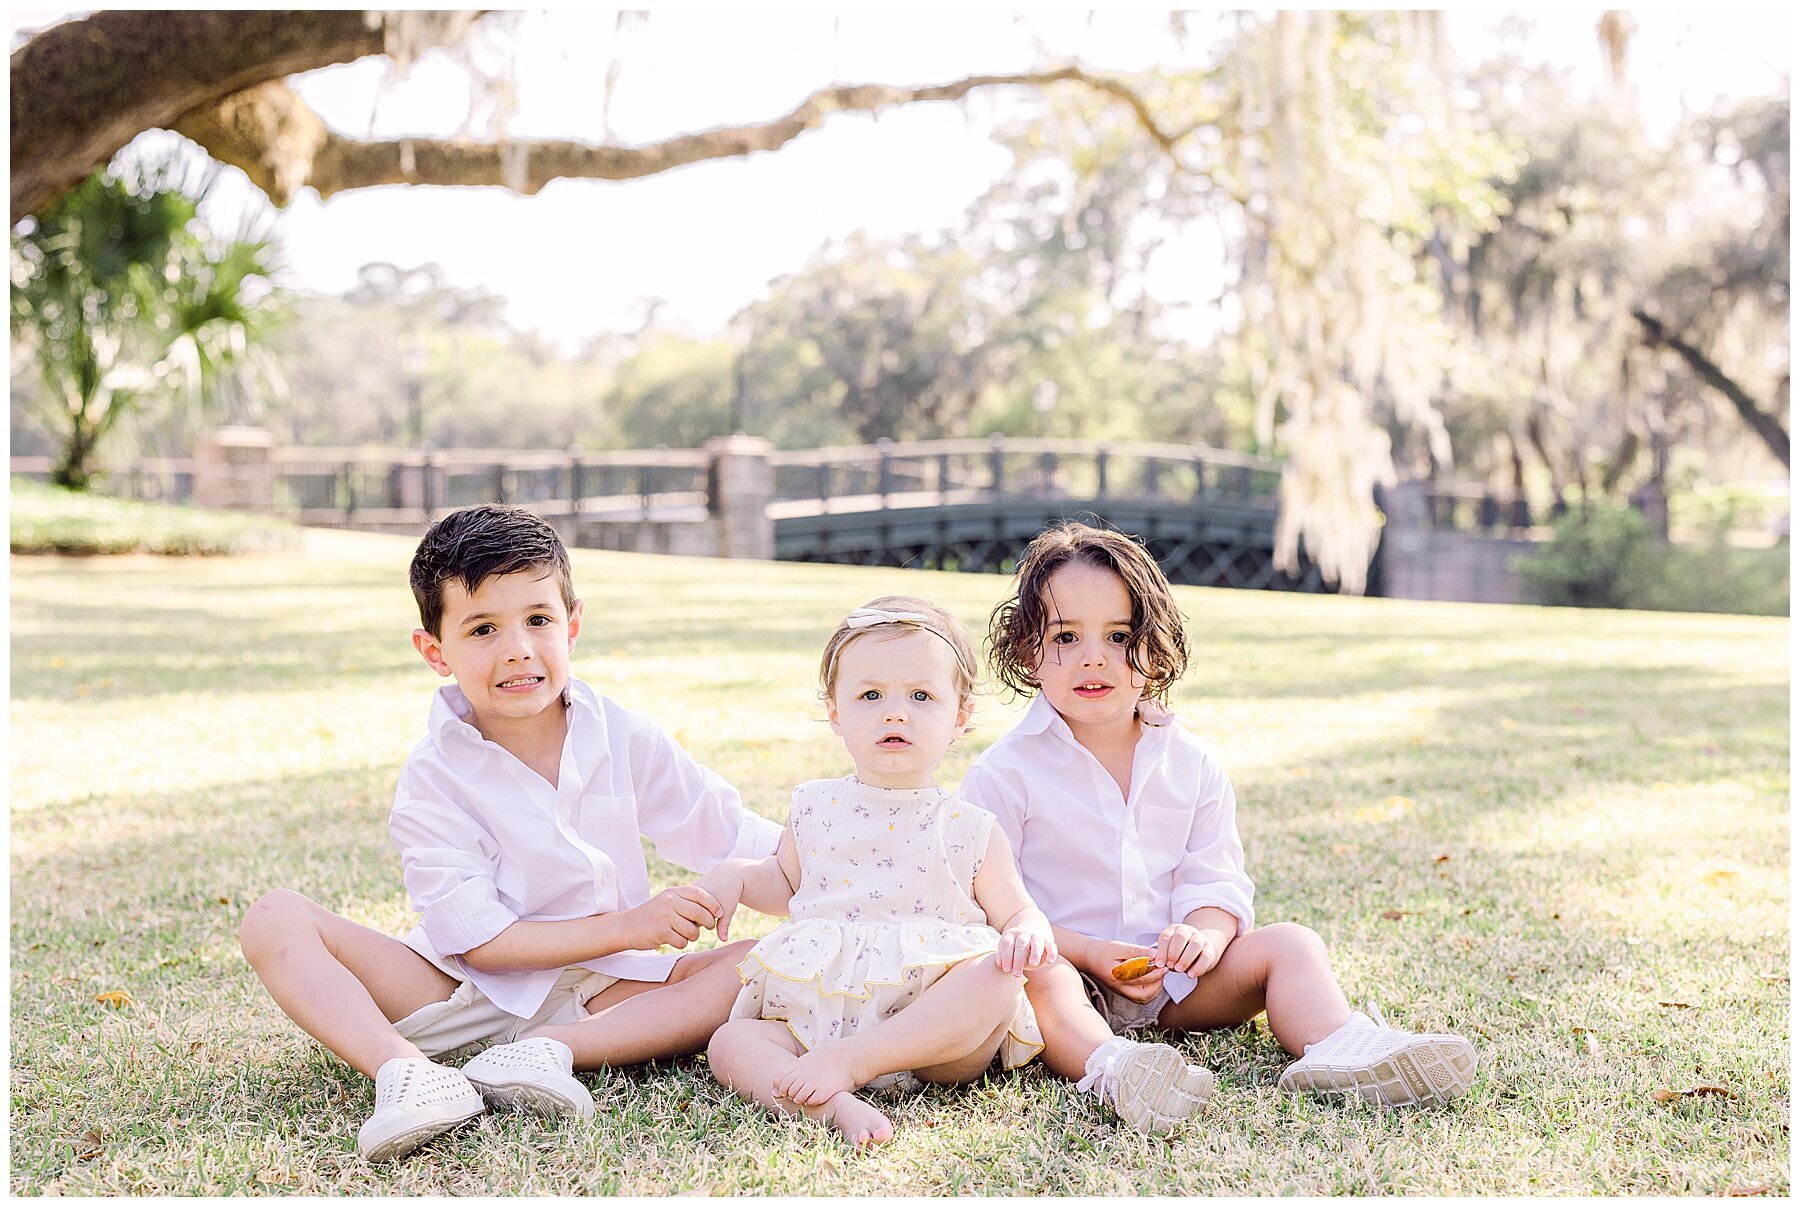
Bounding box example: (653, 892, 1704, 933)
(15, 432, 1540, 598)
(765, 438, 1326, 591)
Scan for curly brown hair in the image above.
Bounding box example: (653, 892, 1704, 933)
(987, 521, 1189, 703)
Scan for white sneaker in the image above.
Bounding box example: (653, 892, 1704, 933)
(460, 1037, 595, 1119)
(1078, 1036, 1216, 1135)
(358, 1057, 484, 1163)
(1278, 1003, 1478, 1107)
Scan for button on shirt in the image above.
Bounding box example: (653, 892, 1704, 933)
(388, 678, 781, 1019)
(960, 693, 1255, 1003)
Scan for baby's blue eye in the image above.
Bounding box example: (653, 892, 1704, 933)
(911, 690, 931, 702)
(859, 689, 881, 701)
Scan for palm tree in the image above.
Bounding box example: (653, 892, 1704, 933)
(10, 157, 284, 490)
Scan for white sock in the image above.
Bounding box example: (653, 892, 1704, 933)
(1075, 1035, 1138, 1101)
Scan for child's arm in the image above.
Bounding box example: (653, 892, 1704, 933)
(692, 825, 801, 940)
(1153, 906, 1242, 980)
(627, 715, 782, 871)
(459, 886, 727, 974)
(971, 830, 1058, 975)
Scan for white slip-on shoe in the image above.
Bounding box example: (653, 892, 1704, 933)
(1277, 1002, 1478, 1108)
(357, 1057, 485, 1163)
(460, 1037, 595, 1119)
(1078, 1036, 1216, 1135)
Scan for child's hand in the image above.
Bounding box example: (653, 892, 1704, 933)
(1156, 922, 1225, 979)
(624, 885, 722, 951)
(995, 915, 1057, 975)
(693, 862, 748, 942)
(1085, 938, 1165, 1003)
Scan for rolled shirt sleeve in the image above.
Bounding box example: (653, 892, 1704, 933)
(388, 797, 520, 959)
(627, 714, 781, 871)
(1167, 766, 1256, 935)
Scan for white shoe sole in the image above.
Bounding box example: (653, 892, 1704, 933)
(1112, 1047, 1216, 1135)
(464, 1070, 596, 1119)
(1279, 1035, 1477, 1107)
(358, 1097, 484, 1163)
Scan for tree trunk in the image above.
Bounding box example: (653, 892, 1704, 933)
(10, 10, 385, 220)
(13, 11, 1179, 220)
(53, 416, 100, 491)
(1632, 307, 1790, 468)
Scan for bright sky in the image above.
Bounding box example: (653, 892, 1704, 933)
(12, 9, 1793, 349)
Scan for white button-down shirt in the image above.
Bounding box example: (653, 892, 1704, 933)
(960, 694, 1256, 1002)
(388, 678, 781, 1019)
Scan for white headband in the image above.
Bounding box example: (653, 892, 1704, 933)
(830, 606, 974, 683)
(845, 607, 928, 629)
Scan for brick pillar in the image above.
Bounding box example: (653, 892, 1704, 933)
(192, 426, 275, 512)
(702, 434, 774, 560)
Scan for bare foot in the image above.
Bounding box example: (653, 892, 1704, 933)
(802, 1090, 894, 1149)
(772, 1045, 858, 1106)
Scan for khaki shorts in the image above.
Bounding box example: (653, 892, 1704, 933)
(1079, 969, 1172, 1036)
(395, 929, 620, 1062)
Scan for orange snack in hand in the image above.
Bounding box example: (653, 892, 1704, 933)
(1111, 956, 1155, 982)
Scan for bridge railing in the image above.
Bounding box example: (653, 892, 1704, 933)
(768, 436, 1284, 514)
(268, 446, 708, 527)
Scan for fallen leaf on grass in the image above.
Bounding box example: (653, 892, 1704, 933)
(1433, 853, 1452, 865)
(93, 990, 133, 1008)
(1723, 1186, 1771, 1197)
(73, 1129, 103, 1161)
(1658, 1001, 1693, 1010)
(1381, 909, 1409, 921)
(1570, 1026, 1599, 1055)
(1652, 1085, 1734, 1104)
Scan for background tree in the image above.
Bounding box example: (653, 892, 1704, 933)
(10, 159, 284, 488)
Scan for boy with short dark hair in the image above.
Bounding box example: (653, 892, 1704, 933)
(240, 504, 778, 1162)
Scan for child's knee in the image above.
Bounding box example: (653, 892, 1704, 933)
(964, 957, 1028, 1015)
(237, 889, 317, 964)
(705, 1018, 756, 1066)
(1259, 922, 1329, 966)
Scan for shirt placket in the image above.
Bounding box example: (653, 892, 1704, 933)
(554, 716, 617, 912)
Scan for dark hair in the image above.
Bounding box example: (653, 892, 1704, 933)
(409, 505, 577, 637)
(987, 521, 1190, 704)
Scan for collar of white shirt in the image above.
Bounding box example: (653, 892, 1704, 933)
(427, 678, 602, 755)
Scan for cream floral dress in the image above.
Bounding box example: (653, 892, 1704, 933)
(730, 776, 1044, 1090)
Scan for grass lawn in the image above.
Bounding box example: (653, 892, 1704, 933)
(9, 528, 1790, 1195)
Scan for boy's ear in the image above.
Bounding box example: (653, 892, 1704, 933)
(412, 628, 453, 678)
(567, 598, 584, 648)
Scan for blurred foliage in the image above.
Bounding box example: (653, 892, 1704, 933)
(1519, 503, 1787, 616)
(9, 475, 299, 555)
(10, 157, 286, 489)
(17, 13, 1785, 594)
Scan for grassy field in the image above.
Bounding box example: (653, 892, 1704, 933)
(9, 529, 1790, 1195)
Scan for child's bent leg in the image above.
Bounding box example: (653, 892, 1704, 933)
(1157, 922, 1351, 1055)
(707, 1019, 893, 1148)
(777, 956, 1022, 1105)
(526, 940, 754, 1068)
(239, 889, 459, 1076)
(1023, 957, 1118, 1080)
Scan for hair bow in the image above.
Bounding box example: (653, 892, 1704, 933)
(845, 608, 929, 629)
